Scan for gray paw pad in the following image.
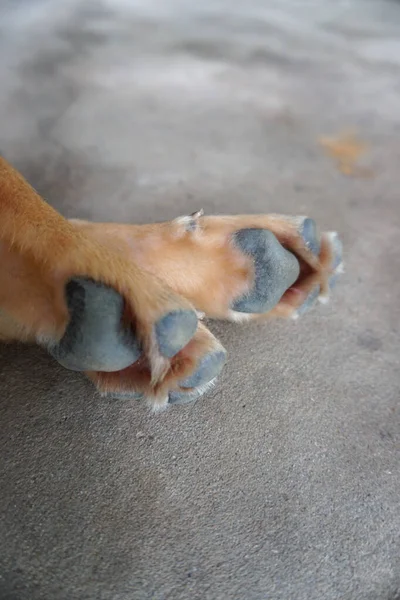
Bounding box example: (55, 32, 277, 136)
(232, 229, 300, 314)
(330, 233, 343, 270)
(155, 310, 198, 358)
(297, 285, 321, 316)
(168, 388, 203, 405)
(329, 274, 339, 289)
(112, 392, 144, 401)
(49, 278, 141, 372)
(329, 233, 344, 290)
(297, 233, 343, 313)
(300, 218, 320, 256)
(168, 348, 227, 405)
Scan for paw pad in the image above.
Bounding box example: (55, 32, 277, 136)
(329, 232, 343, 271)
(231, 228, 300, 314)
(155, 310, 198, 358)
(49, 278, 141, 372)
(295, 231, 344, 316)
(296, 285, 321, 317)
(168, 348, 227, 405)
(299, 217, 321, 256)
(111, 391, 144, 401)
(109, 347, 227, 406)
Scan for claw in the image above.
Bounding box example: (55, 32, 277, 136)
(174, 208, 204, 234)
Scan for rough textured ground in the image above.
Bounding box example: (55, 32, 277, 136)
(1, 1, 400, 599)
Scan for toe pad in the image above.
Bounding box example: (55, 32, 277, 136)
(168, 348, 227, 405)
(155, 310, 198, 358)
(49, 278, 141, 372)
(232, 228, 300, 314)
(300, 217, 321, 256)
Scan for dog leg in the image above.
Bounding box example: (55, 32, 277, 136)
(66, 212, 342, 407)
(87, 321, 227, 410)
(72, 212, 343, 323)
(0, 157, 227, 408)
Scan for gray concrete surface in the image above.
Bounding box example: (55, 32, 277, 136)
(1, 0, 400, 598)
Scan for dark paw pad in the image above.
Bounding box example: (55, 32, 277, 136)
(330, 232, 343, 271)
(328, 232, 344, 290)
(329, 274, 340, 289)
(49, 278, 141, 372)
(232, 228, 300, 314)
(300, 218, 320, 256)
(111, 392, 144, 401)
(155, 310, 198, 358)
(296, 285, 321, 317)
(168, 348, 227, 405)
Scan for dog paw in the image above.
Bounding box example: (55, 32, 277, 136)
(231, 228, 300, 314)
(87, 323, 227, 409)
(48, 278, 198, 372)
(168, 346, 226, 405)
(284, 227, 344, 319)
(45, 275, 226, 409)
(70, 213, 343, 324)
(219, 215, 343, 320)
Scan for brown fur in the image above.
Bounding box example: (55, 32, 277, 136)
(0, 156, 337, 405)
(70, 214, 336, 321)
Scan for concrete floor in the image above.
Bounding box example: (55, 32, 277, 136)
(1, 0, 400, 598)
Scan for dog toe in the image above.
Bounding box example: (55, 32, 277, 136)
(49, 277, 199, 372)
(168, 347, 227, 405)
(328, 231, 344, 271)
(111, 391, 144, 401)
(231, 228, 300, 314)
(154, 309, 198, 358)
(49, 278, 141, 372)
(296, 285, 321, 317)
(293, 231, 344, 316)
(299, 217, 321, 256)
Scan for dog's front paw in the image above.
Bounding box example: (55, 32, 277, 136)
(87, 322, 227, 410)
(212, 214, 344, 321)
(48, 277, 197, 372)
(293, 230, 344, 317)
(230, 228, 300, 315)
(43, 275, 225, 409)
(69, 212, 344, 325)
(265, 217, 344, 319)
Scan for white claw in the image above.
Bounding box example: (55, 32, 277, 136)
(173, 209, 204, 235)
(190, 208, 204, 219)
